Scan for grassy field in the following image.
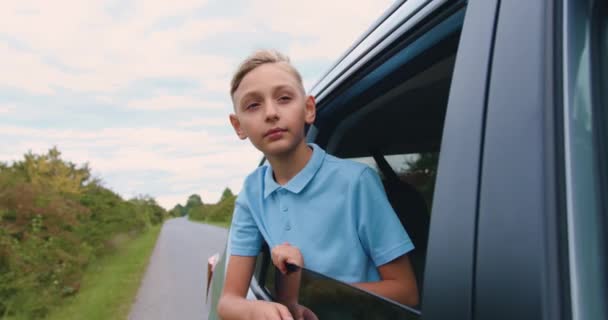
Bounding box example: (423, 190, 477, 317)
(44, 224, 162, 320)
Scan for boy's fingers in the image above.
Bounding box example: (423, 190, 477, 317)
(293, 305, 305, 320)
(277, 258, 287, 274)
(276, 304, 293, 320)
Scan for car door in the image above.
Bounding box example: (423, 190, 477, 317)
(474, 1, 608, 320)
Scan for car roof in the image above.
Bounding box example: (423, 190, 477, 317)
(309, 0, 438, 104)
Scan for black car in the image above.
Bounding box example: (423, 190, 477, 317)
(208, 0, 608, 319)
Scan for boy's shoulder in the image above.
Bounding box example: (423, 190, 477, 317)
(241, 164, 269, 188)
(321, 152, 372, 177)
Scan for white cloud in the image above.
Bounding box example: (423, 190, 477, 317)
(0, 0, 391, 95)
(0, 105, 16, 114)
(127, 95, 226, 110)
(248, 0, 393, 62)
(177, 117, 229, 127)
(201, 77, 231, 96)
(0, 1, 236, 94)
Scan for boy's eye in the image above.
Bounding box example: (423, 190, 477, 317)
(245, 103, 259, 110)
(278, 96, 292, 102)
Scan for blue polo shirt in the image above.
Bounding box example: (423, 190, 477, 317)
(229, 143, 414, 283)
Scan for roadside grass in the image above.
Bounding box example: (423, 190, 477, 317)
(188, 217, 230, 229)
(44, 224, 162, 320)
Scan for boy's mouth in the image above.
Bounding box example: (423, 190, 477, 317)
(264, 127, 287, 137)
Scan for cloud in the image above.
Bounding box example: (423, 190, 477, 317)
(0, 0, 393, 209)
(0, 105, 16, 114)
(0, 0, 391, 95)
(177, 117, 229, 127)
(0, 125, 260, 209)
(247, 0, 393, 61)
(0, 1, 236, 94)
(126, 95, 226, 110)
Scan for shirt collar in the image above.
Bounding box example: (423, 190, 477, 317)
(263, 143, 326, 199)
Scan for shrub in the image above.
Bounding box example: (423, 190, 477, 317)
(0, 148, 168, 318)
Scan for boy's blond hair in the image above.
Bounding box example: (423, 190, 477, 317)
(230, 49, 305, 98)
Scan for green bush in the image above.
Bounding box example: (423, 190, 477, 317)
(187, 188, 236, 225)
(0, 148, 168, 318)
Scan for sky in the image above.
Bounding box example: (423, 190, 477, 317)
(0, 0, 393, 209)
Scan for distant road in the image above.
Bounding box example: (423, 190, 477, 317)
(129, 217, 228, 320)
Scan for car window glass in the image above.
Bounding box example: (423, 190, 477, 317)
(563, 1, 608, 319)
(268, 266, 421, 320)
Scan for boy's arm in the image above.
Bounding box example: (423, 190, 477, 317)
(218, 255, 293, 320)
(350, 168, 419, 307)
(352, 254, 419, 307)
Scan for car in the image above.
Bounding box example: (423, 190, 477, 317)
(207, 0, 607, 319)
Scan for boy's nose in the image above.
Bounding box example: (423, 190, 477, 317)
(265, 101, 279, 121)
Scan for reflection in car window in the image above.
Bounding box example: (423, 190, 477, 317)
(563, 1, 608, 319)
(270, 266, 421, 320)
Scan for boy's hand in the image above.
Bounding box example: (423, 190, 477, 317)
(288, 303, 319, 320)
(247, 300, 295, 320)
(271, 242, 303, 275)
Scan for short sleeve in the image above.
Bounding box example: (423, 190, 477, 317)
(353, 167, 415, 266)
(229, 191, 263, 256)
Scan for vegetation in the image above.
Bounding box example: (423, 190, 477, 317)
(186, 188, 235, 228)
(0, 147, 174, 319)
(45, 225, 161, 320)
(401, 152, 439, 209)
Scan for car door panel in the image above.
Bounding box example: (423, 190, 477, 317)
(422, 0, 499, 319)
(475, 1, 565, 320)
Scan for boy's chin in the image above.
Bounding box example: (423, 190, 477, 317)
(258, 140, 300, 158)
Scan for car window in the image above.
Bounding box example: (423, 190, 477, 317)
(256, 4, 466, 318)
(563, 1, 608, 319)
(266, 266, 421, 320)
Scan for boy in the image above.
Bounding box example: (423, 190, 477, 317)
(218, 50, 418, 320)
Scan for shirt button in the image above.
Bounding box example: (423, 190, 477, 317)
(285, 224, 291, 231)
(281, 206, 288, 212)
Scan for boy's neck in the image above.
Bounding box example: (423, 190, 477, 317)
(266, 141, 313, 186)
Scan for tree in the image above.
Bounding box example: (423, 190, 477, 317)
(170, 204, 187, 217)
(402, 152, 439, 208)
(12, 147, 91, 195)
(220, 188, 234, 201)
(186, 194, 203, 208)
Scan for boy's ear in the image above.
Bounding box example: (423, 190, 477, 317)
(304, 95, 316, 125)
(229, 114, 247, 140)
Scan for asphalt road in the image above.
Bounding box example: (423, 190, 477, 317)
(129, 217, 228, 320)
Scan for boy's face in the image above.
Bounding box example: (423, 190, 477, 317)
(229, 63, 315, 157)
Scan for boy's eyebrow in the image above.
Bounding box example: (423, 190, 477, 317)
(237, 91, 262, 107)
(271, 84, 297, 93)
(238, 84, 299, 106)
